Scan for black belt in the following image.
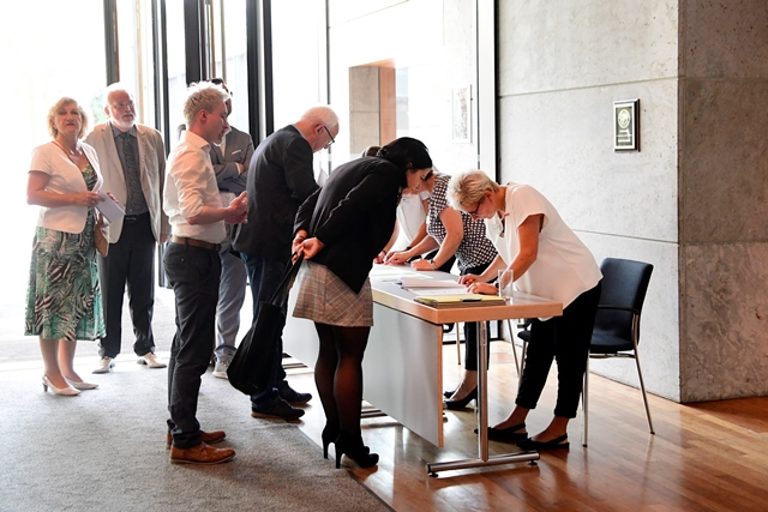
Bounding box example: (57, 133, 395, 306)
(170, 236, 221, 252)
(123, 212, 149, 222)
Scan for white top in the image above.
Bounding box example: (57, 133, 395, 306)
(29, 141, 103, 234)
(485, 183, 602, 308)
(394, 193, 426, 249)
(163, 130, 226, 244)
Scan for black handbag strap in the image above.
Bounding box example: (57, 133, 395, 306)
(269, 253, 305, 306)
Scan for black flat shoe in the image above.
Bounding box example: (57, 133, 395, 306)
(443, 390, 454, 399)
(444, 388, 478, 410)
(517, 434, 569, 451)
(485, 423, 528, 443)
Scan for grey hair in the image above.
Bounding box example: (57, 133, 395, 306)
(446, 170, 499, 212)
(300, 106, 339, 132)
(47, 97, 88, 139)
(104, 82, 134, 102)
(182, 82, 230, 127)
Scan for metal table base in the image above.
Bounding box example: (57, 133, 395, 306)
(427, 322, 539, 476)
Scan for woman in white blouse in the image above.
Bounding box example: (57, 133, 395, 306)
(25, 97, 106, 396)
(447, 170, 602, 451)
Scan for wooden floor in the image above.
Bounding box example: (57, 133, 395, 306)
(289, 341, 768, 512)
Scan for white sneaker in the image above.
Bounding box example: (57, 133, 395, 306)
(92, 357, 114, 374)
(137, 352, 167, 369)
(212, 361, 229, 380)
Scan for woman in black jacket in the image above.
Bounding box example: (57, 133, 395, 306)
(292, 137, 432, 469)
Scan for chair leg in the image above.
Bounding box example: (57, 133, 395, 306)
(582, 357, 589, 447)
(633, 349, 655, 435)
(505, 319, 521, 376)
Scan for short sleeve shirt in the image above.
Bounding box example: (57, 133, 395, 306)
(485, 183, 602, 307)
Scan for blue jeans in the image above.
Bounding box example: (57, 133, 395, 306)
(241, 253, 288, 407)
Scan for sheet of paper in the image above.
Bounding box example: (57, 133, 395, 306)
(399, 275, 462, 289)
(96, 192, 126, 223)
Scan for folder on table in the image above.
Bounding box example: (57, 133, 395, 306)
(414, 294, 505, 308)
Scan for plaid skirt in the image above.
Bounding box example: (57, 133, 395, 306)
(292, 261, 373, 327)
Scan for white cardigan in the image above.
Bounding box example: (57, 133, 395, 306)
(30, 142, 103, 234)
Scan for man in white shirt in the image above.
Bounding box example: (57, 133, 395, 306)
(163, 82, 248, 465)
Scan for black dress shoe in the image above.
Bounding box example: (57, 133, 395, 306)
(484, 423, 528, 443)
(444, 388, 478, 410)
(251, 396, 305, 421)
(443, 390, 454, 399)
(277, 381, 312, 404)
(517, 434, 569, 451)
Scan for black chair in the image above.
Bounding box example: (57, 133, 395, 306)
(516, 257, 655, 446)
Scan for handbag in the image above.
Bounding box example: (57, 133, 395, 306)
(227, 253, 304, 395)
(94, 214, 109, 257)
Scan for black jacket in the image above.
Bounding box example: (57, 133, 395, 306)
(294, 156, 406, 293)
(233, 125, 318, 261)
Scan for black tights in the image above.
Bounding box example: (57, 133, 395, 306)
(313, 323, 370, 434)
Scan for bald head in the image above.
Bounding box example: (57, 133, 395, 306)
(294, 106, 339, 153)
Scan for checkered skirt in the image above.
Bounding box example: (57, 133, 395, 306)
(292, 261, 373, 327)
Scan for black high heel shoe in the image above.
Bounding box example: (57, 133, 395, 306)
(321, 424, 339, 459)
(444, 387, 478, 410)
(334, 432, 378, 469)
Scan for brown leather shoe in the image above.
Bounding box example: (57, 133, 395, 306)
(170, 442, 235, 465)
(166, 430, 226, 449)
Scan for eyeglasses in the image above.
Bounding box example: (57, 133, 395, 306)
(321, 125, 335, 149)
(466, 196, 485, 218)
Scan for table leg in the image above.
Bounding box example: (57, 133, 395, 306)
(427, 321, 539, 476)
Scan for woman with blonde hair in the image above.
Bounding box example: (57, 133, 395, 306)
(25, 97, 106, 396)
(447, 170, 602, 450)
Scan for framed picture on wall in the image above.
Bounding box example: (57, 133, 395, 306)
(613, 99, 639, 151)
(452, 85, 472, 143)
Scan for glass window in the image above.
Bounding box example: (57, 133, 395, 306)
(211, 0, 249, 132)
(165, 0, 187, 143)
(114, 0, 158, 127)
(1, 0, 106, 303)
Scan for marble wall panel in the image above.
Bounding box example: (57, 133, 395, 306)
(679, 243, 768, 401)
(498, 0, 678, 96)
(498, 81, 678, 243)
(679, 78, 768, 244)
(581, 233, 681, 401)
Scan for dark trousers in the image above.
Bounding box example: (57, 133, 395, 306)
(242, 252, 288, 407)
(461, 261, 493, 371)
(164, 243, 221, 448)
(98, 213, 156, 358)
(516, 282, 602, 419)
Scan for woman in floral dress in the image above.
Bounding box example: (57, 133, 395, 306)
(25, 97, 106, 396)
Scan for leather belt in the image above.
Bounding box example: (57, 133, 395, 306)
(171, 236, 221, 252)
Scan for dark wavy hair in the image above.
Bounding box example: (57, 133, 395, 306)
(376, 137, 432, 170)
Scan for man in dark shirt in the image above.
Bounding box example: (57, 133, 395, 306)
(233, 106, 338, 420)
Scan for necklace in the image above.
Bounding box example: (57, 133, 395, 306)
(52, 139, 82, 163)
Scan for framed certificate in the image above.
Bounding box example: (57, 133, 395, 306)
(613, 99, 639, 151)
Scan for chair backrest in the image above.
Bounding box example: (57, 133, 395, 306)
(593, 258, 653, 349)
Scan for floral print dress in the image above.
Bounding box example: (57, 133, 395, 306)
(24, 163, 105, 342)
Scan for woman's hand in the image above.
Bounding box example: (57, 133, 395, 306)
(410, 258, 434, 271)
(374, 251, 386, 264)
(384, 250, 411, 266)
(300, 237, 325, 259)
(75, 191, 102, 207)
(467, 282, 497, 295)
(458, 273, 481, 285)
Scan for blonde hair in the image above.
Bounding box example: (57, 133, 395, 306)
(182, 81, 230, 127)
(446, 170, 499, 212)
(47, 97, 88, 139)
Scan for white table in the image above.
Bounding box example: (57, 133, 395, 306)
(283, 265, 562, 475)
